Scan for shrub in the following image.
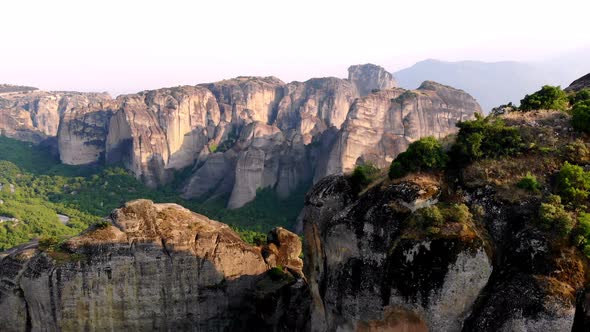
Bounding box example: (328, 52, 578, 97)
(268, 266, 287, 280)
(538, 195, 575, 237)
(556, 162, 590, 206)
(442, 204, 471, 223)
(569, 89, 590, 105)
(410, 203, 471, 230)
(38, 236, 59, 251)
(388, 137, 448, 179)
(351, 163, 380, 192)
(572, 212, 590, 247)
(563, 140, 590, 164)
(572, 100, 590, 134)
(95, 221, 110, 229)
(519, 85, 569, 111)
(451, 114, 522, 163)
(517, 172, 541, 192)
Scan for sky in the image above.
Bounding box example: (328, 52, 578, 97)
(1, 0, 589, 96)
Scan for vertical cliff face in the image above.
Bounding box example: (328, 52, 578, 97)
(202, 76, 285, 127)
(0, 200, 306, 332)
(276, 78, 358, 144)
(348, 63, 398, 97)
(0, 90, 111, 144)
(322, 81, 480, 177)
(57, 94, 114, 165)
(105, 86, 220, 187)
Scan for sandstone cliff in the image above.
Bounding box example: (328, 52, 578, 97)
(322, 81, 480, 177)
(57, 94, 115, 164)
(0, 90, 110, 144)
(0, 64, 481, 208)
(106, 86, 220, 187)
(0, 200, 305, 331)
(348, 63, 398, 97)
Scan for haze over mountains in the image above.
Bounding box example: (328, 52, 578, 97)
(393, 48, 590, 111)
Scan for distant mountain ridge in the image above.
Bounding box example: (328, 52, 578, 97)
(394, 53, 590, 111)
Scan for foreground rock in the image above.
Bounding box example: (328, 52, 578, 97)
(302, 174, 493, 331)
(302, 167, 588, 331)
(0, 200, 306, 331)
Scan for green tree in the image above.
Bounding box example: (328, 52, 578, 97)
(538, 195, 574, 237)
(451, 114, 522, 162)
(569, 89, 590, 105)
(572, 100, 590, 133)
(389, 136, 448, 179)
(556, 162, 590, 206)
(351, 163, 380, 192)
(517, 172, 541, 192)
(519, 85, 569, 111)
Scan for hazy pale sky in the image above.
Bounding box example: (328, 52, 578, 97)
(1, 0, 589, 96)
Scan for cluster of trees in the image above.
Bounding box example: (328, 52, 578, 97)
(389, 137, 448, 179)
(0, 136, 304, 249)
(387, 114, 523, 180)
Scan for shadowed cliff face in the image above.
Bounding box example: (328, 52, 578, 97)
(301, 165, 588, 331)
(0, 200, 307, 332)
(302, 175, 493, 331)
(0, 64, 481, 208)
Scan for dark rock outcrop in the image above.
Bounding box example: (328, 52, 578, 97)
(302, 174, 493, 331)
(302, 166, 587, 331)
(566, 73, 590, 92)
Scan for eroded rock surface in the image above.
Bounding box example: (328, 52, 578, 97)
(302, 174, 493, 331)
(106, 86, 220, 187)
(0, 90, 111, 144)
(323, 81, 479, 175)
(1, 65, 481, 207)
(348, 63, 398, 97)
(0, 200, 305, 331)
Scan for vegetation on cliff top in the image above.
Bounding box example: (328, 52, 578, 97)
(383, 84, 590, 258)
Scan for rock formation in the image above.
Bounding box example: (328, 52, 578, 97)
(300, 109, 590, 331)
(0, 200, 306, 331)
(348, 63, 398, 96)
(105, 86, 220, 187)
(0, 89, 110, 144)
(302, 174, 493, 331)
(323, 81, 480, 176)
(0, 64, 481, 207)
(57, 94, 114, 164)
(566, 73, 590, 92)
